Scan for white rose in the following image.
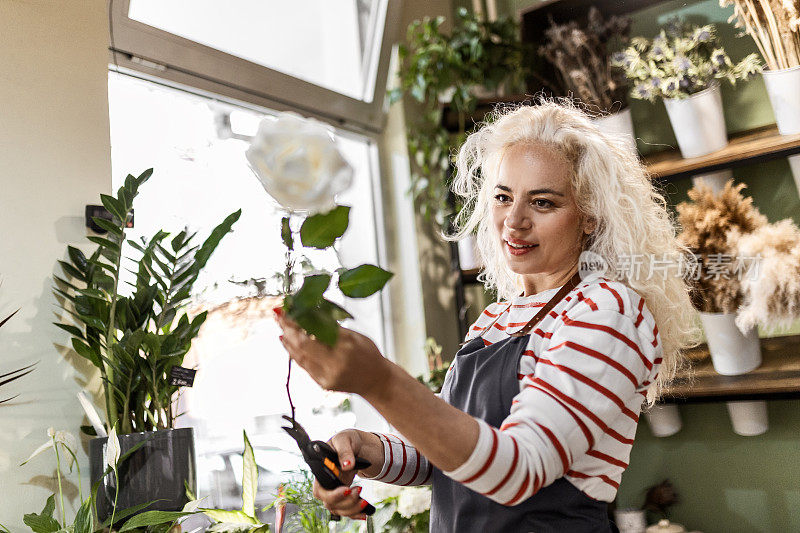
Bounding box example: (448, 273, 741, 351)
(397, 486, 432, 518)
(246, 112, 353, 214)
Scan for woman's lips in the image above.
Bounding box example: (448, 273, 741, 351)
(504, 239, 539, 256)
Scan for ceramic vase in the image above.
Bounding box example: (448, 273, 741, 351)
(762, 66, 800, 195)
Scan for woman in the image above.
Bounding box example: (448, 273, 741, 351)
(276, 101, 699, 532)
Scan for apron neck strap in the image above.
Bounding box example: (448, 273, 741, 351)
(508, 271, 582, 337)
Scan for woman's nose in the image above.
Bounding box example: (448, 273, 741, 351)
(504, 201, 530, 231)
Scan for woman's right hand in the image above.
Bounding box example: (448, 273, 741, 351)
(311, 429, 383, 519)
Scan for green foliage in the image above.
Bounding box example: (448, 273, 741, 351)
(23, 495, 61, 533)
(389, 7, 529, 228)
(338, 265, 394, 298)
(53, 168, 240, 434)
(612, 18, 762, 102)
(271, 470, 356, 533)
(299, 206, 350, 249)
(200, 431, 271, 533)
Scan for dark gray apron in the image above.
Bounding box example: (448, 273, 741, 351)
(430, 275, 619, 532)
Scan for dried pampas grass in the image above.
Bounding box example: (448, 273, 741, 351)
(720, 0, 800, 69)
(677, 181, 767, 312)
(735, 218, 800, 331)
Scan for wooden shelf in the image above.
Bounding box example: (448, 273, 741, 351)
(643, 125, 800, 182)
(660, 335, 800, 404)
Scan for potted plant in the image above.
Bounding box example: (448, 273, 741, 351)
(677, 181, 769, 436)
(388, 6, 529, 271)
(643, 404, 683, 438)
(720, 0, 800, 193)
(613, 19, 762, 191)
(53, 169, 240, 520)
(540, 8, 635, 149)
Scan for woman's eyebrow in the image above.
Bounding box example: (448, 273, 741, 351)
(495, 184, 565, 197)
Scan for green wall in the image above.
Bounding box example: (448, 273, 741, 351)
(475, 2, 800, 532)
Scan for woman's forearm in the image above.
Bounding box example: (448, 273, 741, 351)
(361, 360, 480, 472)
(354, 430, 386, 478)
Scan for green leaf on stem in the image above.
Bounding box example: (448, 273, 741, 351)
(291, 306, 340, 346)
(73, 498, 93, 533)
(118, 510, 195, 532)
(291, 274, 331, 310)
(299, 206, 350, 249)
(338, 265, 393, 298)
(22, 495, 60, 533)
(281, 217, 294, 250)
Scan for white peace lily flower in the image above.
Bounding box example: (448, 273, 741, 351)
(106, 426, 121, 470)
(397, 486, 432, 518)
(22, 428, 78, 465)
(245, 112, 353, 214)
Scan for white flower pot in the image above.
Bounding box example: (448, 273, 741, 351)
(614, 508, 647, 533)
(762, 66, 800, 135)
(698, 312, 762, 375)
(763, 67, 800, 196)
(593, 107, 637, 153)
(726, 400, 768, 436)
(690, 169, 734, 194)
(457, 235, 481, 271)
(663, 84, 728, 159)
(644, 404, 682, 437)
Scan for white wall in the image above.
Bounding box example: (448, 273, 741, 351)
(0, 0, 111, 527)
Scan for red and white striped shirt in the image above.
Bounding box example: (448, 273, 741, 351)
(363, 276, 662, 504)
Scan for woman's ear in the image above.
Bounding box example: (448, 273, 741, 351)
(583, 216, 597, 236)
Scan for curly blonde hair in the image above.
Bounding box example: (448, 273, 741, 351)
(447, 99, 700, 404)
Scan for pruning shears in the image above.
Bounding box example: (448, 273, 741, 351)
(281, 415, 376, 519)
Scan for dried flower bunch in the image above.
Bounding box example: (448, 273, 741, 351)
(677, 181, 767, 313)
(540, 7, 632, 111)
(720, 0, 800, 69)
(735, 218, 800, 331)
(613, 18, 762, 101)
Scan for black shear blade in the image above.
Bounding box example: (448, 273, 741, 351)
(281, 415, 310, 447)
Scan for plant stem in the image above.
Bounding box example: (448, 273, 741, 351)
(53, 437, 65, 527)
(110, 467, 120, 529)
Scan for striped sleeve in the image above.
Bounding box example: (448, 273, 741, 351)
(444, 306, 658, 505)
(359, 433, 433, 486)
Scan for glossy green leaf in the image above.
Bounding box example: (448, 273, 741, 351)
(281, 216, 293, 250)
(292, 305, 340, 346)
(319, 298, 353, 321)
(118, 510, 195, 532)
(299, 206, 350, 249)
(73, 498, 93, 533)
(22, 495, 60, 533)
(91, 217, 123, 236)
(241, 430, 257, 518)
(54, 322, 84, 339)
(100, 194, 125, 222)
(87, 236, 121, 253)
(291, 274, 330, 310)
(71, 339, 102, 369)
(67, 246, 87, 271)
(338, 264, 393, 298)
(201, 509, 258, 525)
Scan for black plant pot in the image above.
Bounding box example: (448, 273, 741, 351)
(89, 427, 196, 522)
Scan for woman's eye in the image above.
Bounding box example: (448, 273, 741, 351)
(494, 194, 511, 203)
(532, 199, 554, 208)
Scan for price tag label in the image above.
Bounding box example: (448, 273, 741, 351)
(169, 366, 197, 387)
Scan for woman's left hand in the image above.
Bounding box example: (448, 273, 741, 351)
(274, 309, 390, 395)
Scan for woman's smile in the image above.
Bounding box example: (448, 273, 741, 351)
(504, 237, 539, 256)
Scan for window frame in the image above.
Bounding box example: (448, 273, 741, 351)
(108, 0, 403, 133)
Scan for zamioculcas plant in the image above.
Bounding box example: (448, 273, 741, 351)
(53, 169, 240, 435)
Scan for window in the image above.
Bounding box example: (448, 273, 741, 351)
(109, 0, 402, 131)
(108, 71, 391, 509)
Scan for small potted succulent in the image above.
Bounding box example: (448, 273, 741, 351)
(720, 0, 800, 193)
(53, 169, 240, 520)
(613, 19, 761, 189)
(540, 7, 635, 150)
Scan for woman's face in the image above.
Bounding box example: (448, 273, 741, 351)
(491, 142, 592, 293)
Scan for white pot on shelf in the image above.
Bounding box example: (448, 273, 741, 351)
(457, 235, 481, 271)
(762, 66, 800, 195)
(664, 84, 733, 192)
(698, 312, 762, 375)
(593, 107, 637, 154)
(727, 400, 768, 436)
(663, 83, 729, 159)
(644, 404, 682, 437)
